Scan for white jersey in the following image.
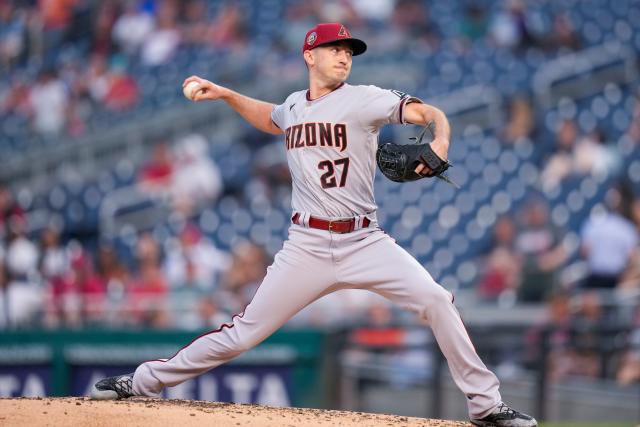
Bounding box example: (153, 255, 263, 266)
(271, 83, 422, 219)
(130, 79, 505, 422)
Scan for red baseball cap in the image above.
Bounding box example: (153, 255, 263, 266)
(302, 23, 367, 56)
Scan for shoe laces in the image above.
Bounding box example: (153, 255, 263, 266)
(113, 375, 133, 396)
(495, 403, 517, 416)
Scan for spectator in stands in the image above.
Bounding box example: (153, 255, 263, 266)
(210, 3, 248, 50)
(574, 128, 621, 179)
(137, 142, 175, 195)
(90, 1, 119, 57)
(458, 4, 489, 45)
(43, 240, 77, 329)
(195, 295, 229, 328)
(170, 134, 223, 216)
(62, 1, 93, 47)
(540, 118, 578, 191)
(477, 215, 521, 303)
(350, 0, 394, 28)
(38, 225, 68, 284)
(103, 56, 139, 111)
(580, 185, 639, 290)
(524, 290, 571, 379)
(0, 185, 25, 240)
(179, 0, 213, 47)
(38, 0, 76, 61)
(65, 94, 89, 137)
(140, 0, 181, 66)
(619, 195, 640, 289)
(127, 233, 170, 328)
(561, 292, 605, 380)
(220, 241, 269, 312)
(626, 89, 640, 143)
(96, 243, 130, 290)
(28, 68, 69, 136)
(0, 2, 27, 71)
(0, 259, 7, 328)
(526, 291, 604, 382)
(112, 0, 154, 56)
(501, 96, 534, 144)
(96, 243, 132, 324)
(1, 77, 32, 119)
(317, 0, 361, 27)
(2, 271, 43, 328)
(545, 13, 581, 52)
(2, 222, 42, 328)
(164, 222, 230, 292)
(489, 0, 540, 51)
(84, 53, 111, 106)
(542, 121, 620, 191)
(391, 0, 439, 51)
(175, 294, 230, 331)
(514, 198, 567, 303)
(73, 249, 107, 325)
(5, 218, 38, 281)
(281, 1, 320, 53)
(51, 246, 107, 327)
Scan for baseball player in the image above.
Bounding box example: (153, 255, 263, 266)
(91, 23, 537, 427)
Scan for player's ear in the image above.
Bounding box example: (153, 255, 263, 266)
(303, 50, 314, 68)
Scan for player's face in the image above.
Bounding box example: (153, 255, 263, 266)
(311, 42, 353, 83)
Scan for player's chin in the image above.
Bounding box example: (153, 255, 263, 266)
(334, 71, 349, 82)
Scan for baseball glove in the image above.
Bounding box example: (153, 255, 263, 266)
(376, 122, 458, 187)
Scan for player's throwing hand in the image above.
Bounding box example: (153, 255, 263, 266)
(182, 75, 226, 101)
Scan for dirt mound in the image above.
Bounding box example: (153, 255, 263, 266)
(0, 397, 471, 426)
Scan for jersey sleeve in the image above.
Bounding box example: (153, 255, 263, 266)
(271, 102, 286, 130)
(358, 85, 423, 128)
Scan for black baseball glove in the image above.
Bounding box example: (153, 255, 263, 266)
(376, 122, 458, 187)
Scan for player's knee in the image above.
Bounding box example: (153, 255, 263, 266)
(233, 333, 258, 354)
(424, 284, 453, 308)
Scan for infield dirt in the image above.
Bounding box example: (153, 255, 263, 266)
(0, 397, 472, 426)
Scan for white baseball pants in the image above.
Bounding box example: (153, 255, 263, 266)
(132, 223, 502, 418)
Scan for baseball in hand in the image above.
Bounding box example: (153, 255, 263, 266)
(183, 81, 202, 100)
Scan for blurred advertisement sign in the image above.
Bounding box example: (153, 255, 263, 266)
(72, 365, 292, 405)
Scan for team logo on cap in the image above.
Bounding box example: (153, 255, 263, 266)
(338, 25, 349, 37)
(307, 32, 317, 45)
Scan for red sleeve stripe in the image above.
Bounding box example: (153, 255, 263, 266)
(398, 97, 409, 124)
(398, 97, 424, 124)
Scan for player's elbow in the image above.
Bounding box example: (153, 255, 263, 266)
(264, 122, 284, 135)
(265, 127, 283, 136)
(422, 104, 446, 124)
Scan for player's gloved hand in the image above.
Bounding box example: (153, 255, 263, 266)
(376, 122, 458, 187)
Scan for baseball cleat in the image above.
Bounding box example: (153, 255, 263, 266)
(90, 373, 135, 400)
(470, 402, 537, 427)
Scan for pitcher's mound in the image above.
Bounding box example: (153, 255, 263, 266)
(0, 397, 471, 426)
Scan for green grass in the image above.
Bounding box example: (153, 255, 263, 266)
(540, 423, 636, 427)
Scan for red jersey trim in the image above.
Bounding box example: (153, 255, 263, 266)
(306, 82, 345, 101)
(398, 96, 423, 124)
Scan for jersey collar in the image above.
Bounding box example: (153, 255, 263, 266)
(306, 82, 345, 101)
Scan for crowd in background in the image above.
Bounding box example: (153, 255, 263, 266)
(0, 0, 586, 140)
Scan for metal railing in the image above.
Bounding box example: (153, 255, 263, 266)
(533, 40, 638, 107)
(334, 320, 640, 422)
